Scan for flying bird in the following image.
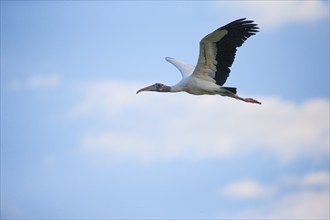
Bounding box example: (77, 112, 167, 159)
(137, 18, 261, 104)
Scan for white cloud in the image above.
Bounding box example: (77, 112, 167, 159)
(267, 190, 329, 219)
(218, 172, 330, 219)
(220, 179, 275, 199)
(301, 171, 329, 188)
(225, 189, 329, 220)
(214, 1, 329, 29)
(282, 171, 330, 189)
(219, 171, 329, 200)
(9, 74, 60, 91)
(72, 80, 329, 163)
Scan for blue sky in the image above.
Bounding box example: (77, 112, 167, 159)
(1, 1, 329, 219)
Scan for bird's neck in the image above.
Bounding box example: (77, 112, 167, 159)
(169, 84, 183, 93)
(162, 85, 172, 92)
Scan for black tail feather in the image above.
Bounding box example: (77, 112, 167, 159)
(223, 87, 237, 94)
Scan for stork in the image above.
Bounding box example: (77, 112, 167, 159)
(136, 18, 261, 104)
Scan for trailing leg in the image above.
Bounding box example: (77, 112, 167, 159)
(229, 93, 261, 104)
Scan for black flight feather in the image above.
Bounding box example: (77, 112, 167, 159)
(214, 18, 259, 86)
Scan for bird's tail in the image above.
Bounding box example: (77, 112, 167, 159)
(223, 87, 237, 94)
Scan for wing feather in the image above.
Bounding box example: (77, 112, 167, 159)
(192, 18, 259, 86)
(165, 57, 195, 78)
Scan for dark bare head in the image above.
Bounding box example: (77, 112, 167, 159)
(136, 83, 171, 94)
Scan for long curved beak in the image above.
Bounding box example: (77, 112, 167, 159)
(136, 84, 157, 94)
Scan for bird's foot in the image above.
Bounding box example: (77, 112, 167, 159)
(244, 98, 261, 104)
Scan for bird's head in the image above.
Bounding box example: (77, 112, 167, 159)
(136, 83, 171, 94)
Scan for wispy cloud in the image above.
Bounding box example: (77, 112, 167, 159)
(226, 189, 329, 219)
(214, 1, 329, 29)
(220, 179, 276, 199)
(218, 171, 329, 219)
(282, 171, 330, 188)
(9, 74, 61, 91)
(267, 190, 329, 219)
(300, 171, 329, 187)
(71, 80, 329, 163)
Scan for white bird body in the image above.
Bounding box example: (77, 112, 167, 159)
(171, 74, 223, 95)
(137, 18, 261, 104)
(166, 57, 227, 95)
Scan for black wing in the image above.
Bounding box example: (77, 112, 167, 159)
(193, 18, 259, 86)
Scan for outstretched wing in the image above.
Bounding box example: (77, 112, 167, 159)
(192, 18, 259, 85)
(165, 57, 195, 79)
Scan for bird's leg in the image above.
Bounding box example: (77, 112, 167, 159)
(229, 93, 261, 104)
(243, 97, 262, 104)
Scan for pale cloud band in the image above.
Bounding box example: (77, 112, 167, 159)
(72, 80, 329, 164)
(213, 1, 329, 29)
(218, 171, 329, 219)
(73, 80, 329, 219)
(220, 179, 276, 199)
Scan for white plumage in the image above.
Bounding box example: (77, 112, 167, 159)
(137, 18, 261, 104)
